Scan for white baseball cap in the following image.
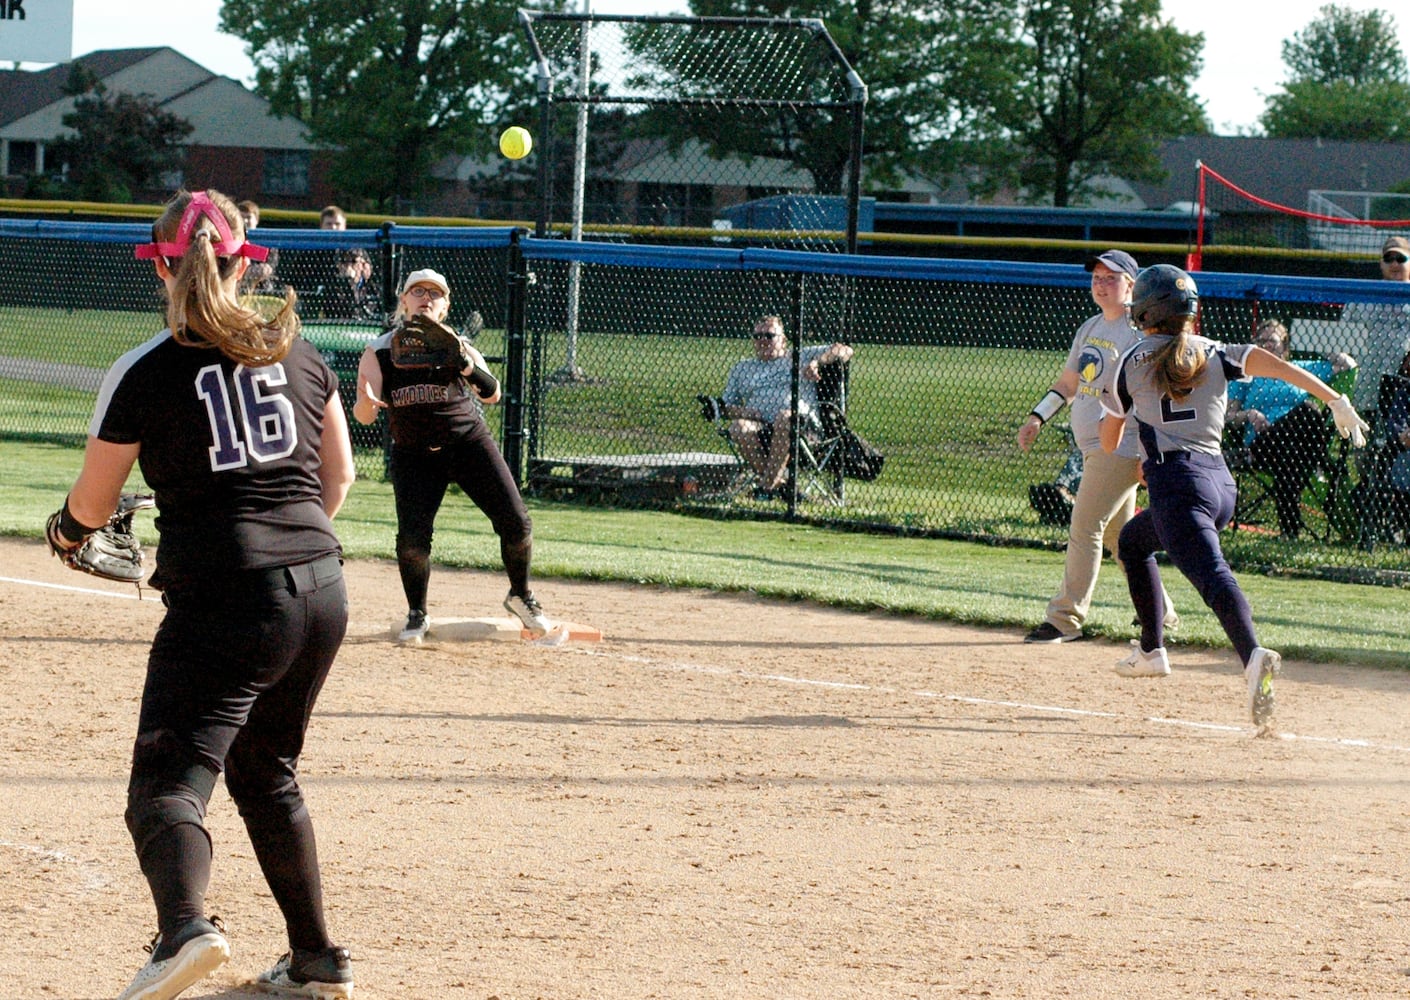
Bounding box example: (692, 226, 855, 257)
(400, 268, 450, 296)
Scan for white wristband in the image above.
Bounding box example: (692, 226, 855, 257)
(1030, 390, 1066, 424)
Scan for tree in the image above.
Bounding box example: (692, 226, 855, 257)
(220, 0, 561, 209)
(1262, 79, 1410, 140)
(46, 66, 192, 203)
(1281, 4, 1406, 85)
(973, 0, 1208, 207)
(1260, 5, 1410, 140)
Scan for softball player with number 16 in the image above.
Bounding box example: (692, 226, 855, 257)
(1100, 265, 1369, 733)
(47, 189, 358, 1000)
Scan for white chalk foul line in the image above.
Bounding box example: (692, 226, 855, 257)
(0, 839, 112, 893)
(567, 645, 1410, 755)
(0, 574, 157, 601)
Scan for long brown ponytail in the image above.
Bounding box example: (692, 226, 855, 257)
(1146, 315, 1206, 400)
(148, 190, 299, 366)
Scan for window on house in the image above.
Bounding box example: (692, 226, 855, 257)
(637, 182, 714, 228)
(7, 141, 37, 176)
(263, 150, 310, 196)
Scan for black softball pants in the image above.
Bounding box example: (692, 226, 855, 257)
(125, 554, 347, 952)
(390, 421, 534, 611)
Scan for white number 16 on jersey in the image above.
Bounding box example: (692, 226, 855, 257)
(196, 364, 298, 471)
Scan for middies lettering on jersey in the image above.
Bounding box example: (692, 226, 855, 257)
(390, 383, 453, 406)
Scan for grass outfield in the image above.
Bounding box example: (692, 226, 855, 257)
(2, 438, 1405, 669)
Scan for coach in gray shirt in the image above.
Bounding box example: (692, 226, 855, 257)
(1344, 234, 1410, 415)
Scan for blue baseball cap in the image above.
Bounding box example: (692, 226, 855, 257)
(1084, 249, 1139, 279)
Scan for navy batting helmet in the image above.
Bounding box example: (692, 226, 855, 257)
(1131, 264, 1199, 328)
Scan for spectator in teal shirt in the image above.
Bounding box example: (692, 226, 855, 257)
(1226, 319, 1356, 538)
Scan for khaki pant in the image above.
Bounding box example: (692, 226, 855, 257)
(1044, 448, 1175, 634)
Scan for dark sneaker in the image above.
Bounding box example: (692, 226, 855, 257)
(256, 946, 354, 998)
(398, 609, 428, 643)
(117, 916, 229, 1000)
(504, 591, 553, 637)
(1024, 622, 1083, 644)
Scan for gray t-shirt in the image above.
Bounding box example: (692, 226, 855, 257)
(1104, 334, 1253, 459)
(723, 344, 830, 419)
(1063, 312, 1142, 458)
(1342, 299, 1410, 412)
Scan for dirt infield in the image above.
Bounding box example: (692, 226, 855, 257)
(2, 535, 1407, 999)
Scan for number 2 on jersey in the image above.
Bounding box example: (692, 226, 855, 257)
(1159, 394, 1197, 424)
(196, 364, 299, 471)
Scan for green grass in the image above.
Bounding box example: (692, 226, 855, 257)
(3, 439, 1405, 670)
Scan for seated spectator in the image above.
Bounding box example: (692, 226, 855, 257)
(238, 249, 282, 297)
(324, 247, 379, 321)
(721, 314, 853, 497)
(237, 199, 261, 231)
(1343, 235, 1410, 417)
(320, 204, 347, 230)
(1226, 318, 1356, 538)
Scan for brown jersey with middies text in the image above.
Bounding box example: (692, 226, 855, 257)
(365, 328, 481, 449)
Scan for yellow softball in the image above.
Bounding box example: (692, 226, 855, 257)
(499, 126, 533, 160)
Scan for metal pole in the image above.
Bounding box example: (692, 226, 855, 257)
(845, 71, 866, 255)
(558, 1, 591, 382)
(503, 230, 530, 487)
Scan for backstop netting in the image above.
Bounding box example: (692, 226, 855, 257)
(518, 12, 866, 252)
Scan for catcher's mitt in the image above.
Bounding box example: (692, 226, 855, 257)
(46, 493, 154, 583)
(390, 314, 472, 370)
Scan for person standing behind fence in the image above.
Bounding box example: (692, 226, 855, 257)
(352, 268, 554, 642)
(44, 189, 357, 999)
(1100, 264, 1367, 733)
(1344, 235, 1410, 417)
(1225, 318, 1356, 539)
(1018, 250, 1176, 644)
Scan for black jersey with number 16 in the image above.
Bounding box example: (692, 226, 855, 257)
(89, 330, 342, 579)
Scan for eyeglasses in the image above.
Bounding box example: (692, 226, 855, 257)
(1091, 274, 1126, 286)
(407, 285, 446, 300)
(1384, 253, 1409, 264)
(753, 330, 780, 339)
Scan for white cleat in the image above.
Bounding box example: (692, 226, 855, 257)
(1245, 647, 1281, 732)
(1114, 640, 1171, 678)
(117, 919, 229, 1000)
(504, 591, 553, 638)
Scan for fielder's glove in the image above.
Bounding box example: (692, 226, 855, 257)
(45, 493, 154, 584)
(1328, 393, 1369, 448)
(390, 314, 473, 371)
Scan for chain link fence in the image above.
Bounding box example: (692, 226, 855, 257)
(2, 219, 1406, 584)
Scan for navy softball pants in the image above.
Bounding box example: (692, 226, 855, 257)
(1118, 451, 1259, 665)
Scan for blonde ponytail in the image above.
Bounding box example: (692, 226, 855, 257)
(150, 190, 299, 366)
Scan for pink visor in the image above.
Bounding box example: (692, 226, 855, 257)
(135, 192, 270, 262)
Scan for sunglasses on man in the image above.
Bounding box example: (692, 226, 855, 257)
(1383, 252, 1409, 264)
